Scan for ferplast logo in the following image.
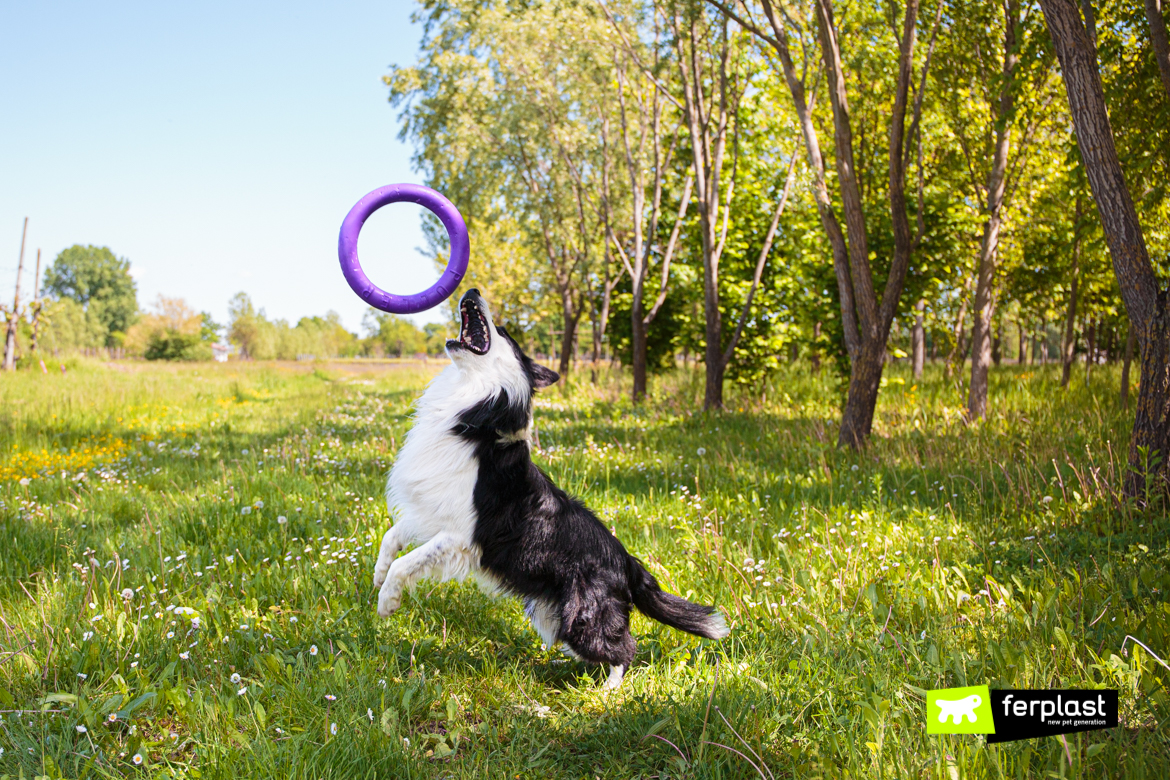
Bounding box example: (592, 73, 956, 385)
(926, 685, 995, 735)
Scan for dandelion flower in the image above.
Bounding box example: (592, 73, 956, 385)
(289, 616, 298, 623)
(277, 515, 288, 524)
(696, 447, 706, 456)
(121, 588, 134, 600)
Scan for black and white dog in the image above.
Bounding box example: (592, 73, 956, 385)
(372, 289, 728, 687)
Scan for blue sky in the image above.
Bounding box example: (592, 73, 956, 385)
(0, 1, 444, 333)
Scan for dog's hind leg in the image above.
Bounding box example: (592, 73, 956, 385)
(372, 524, 406, 589)
(377, 532, 471, 617)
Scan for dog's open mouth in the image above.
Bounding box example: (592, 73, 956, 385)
(448, 295, 491, 355)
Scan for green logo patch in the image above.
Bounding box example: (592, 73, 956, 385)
(926, 685, 995, 735)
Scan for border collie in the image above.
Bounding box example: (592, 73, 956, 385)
(372, 289, 728, 687)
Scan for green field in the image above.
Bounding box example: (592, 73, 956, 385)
(0, 360, 1167, 778)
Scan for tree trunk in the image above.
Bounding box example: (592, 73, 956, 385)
(992, 323, 1002, 366)
(3, 218, 28, 372)
(1018, 320, 1027, 364)
(811, 322, 822, 374)
(1122, 324, 1135, 408)
(1041, 0, 1169, 497)
(1061, 203, 1081, 387)
(912, 299, 925, 380)
(838, 340, 886, 448)
(557, 292, 581, 380)
(632, 285, 648, 400)
(1146, 0, 1170, 99)
(967, 0, 1019, 421)
(945, 282, 971, 380)
(1085, 318, 1097, 382)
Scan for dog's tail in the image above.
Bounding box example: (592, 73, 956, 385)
(627, 557, 729, 639)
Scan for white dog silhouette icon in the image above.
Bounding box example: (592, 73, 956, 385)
(935, 694, 982, 724)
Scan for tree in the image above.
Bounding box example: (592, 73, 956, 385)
(42, 245, 138, 346)
(227, 292, 264, 359)
(125, 296, 216, 361)
(389, 0, 615, 380)
(936, 0, 1054, 419)
(711, 0, 939, 444)
(1038, 0, 1170, 496)
(669, 5, 749, 410)
(363, 310, 427, 357)
(600, 3, 693, 400)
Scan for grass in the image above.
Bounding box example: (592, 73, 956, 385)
(0, 357, 1167, 778)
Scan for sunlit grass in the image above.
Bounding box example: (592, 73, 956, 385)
(0, 358, 1166, 778)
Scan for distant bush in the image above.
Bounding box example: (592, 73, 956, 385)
(125, 296, 219, 361)
(144, 329, 213, 361)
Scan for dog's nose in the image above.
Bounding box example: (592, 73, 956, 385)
(462, 288, 481, 301)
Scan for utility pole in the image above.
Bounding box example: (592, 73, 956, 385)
(30, 249, 43, 354)
(3, 218, 28, 371)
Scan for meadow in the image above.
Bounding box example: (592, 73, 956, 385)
(0, 358, 1167, 778)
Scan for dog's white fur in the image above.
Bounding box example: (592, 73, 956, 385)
(372, 299, 527, 616)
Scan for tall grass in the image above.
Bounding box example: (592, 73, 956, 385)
(0, 358, 1165, 778)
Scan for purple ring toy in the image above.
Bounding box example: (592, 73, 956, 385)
(338, 183, 469, 314)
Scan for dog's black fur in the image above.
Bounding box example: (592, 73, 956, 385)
(454, 315, 726, 670)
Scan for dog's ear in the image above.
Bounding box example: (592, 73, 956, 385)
(531, 363, 560, 389)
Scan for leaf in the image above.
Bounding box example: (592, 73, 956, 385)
(381, 707, 399, 736)
(254, 702, 267, 729)
(644, 717, 672, 737)
(115, 692, 157, 719)
(1086, 742, 1106, 758)
(0, 687, 15, 708)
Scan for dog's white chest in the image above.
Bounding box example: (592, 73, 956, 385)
(386, 413, 479, 546)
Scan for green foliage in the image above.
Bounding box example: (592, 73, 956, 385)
(227, 293, 364, 360)
(33, 297, 107, 353)
(42, 244, 138, 346)
(144, 329, 213, 361)
(0, 362, 1167, 776)
(362, 311, 430, 357)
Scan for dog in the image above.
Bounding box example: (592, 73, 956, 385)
(372, 289, 728, 687)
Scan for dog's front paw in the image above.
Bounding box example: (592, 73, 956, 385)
(377, 585, 402, 617)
